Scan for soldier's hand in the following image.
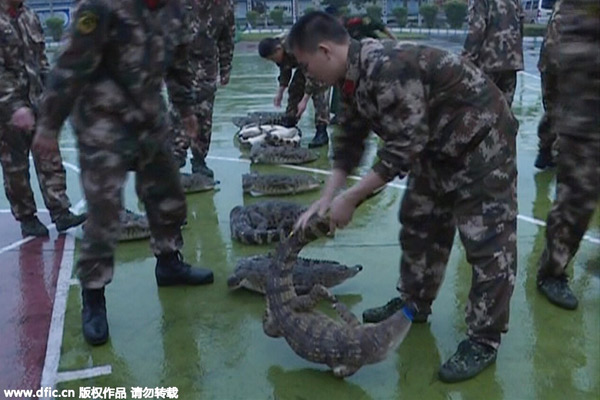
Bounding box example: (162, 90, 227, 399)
(296, 97, 309, 118)
(11, 107, 36, 131)
(273, 93, 283, 108)
(182, 114, 199, 140)
(328, 193, 357, 233)
(32, 133, 59, 160)
(220, 73, 230, 86)
(294, 197, 331, 232)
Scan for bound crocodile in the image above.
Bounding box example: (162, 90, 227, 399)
(119, 209, 151, 241)
(242, 173, 322, 197)
(249, 144, 318, 165)
(229, 200, 307, 245)
(227, 254, 362, 294)
(263, 215, 413, 377)
(180, 172, 219, 194)
(232, 111, 289, 128)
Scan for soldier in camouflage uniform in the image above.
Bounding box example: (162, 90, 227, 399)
(462, 0, 524, 106)
(291, 12, 518, 382)
(169, 0, 235, 177)
(536, 0, 599, 310)
(535, 0, 562, 169)
(0, 0, 86, 237)
(258, 36, 330, 148)
(32, 0, 214, 346)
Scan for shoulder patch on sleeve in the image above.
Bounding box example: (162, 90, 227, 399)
(76, 11, 99, 35)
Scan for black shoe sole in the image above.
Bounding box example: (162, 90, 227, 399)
(83, 333, 109, 346)
(156, 274, 214, 287)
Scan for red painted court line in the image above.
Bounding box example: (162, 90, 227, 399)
(0, 214, 65, 395)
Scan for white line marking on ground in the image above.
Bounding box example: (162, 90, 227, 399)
(40, 232, 75, 399)
(55, 365, 112, 383)
(206, 155, 599, 244)
(519, 71, 542, 81)
(0, 236, 37, 254)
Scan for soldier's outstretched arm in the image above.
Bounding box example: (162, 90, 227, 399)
(217, 2, 236, 83)
(370, 63, 429, 182)
(35, 0, 109, 140)
(333, 91, 370, 176)
(32, 12, 50, 85)
(462, 0, 489, 65)
(0, 44, 27, 120)
(165, 9, 196, 118)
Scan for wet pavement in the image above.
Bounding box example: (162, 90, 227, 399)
(0, 39, 598, 399)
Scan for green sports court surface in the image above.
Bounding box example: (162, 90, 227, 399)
(0, 39, 598, 400)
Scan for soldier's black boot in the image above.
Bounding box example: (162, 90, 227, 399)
(439, 339, 497, 383)
(20, 215, 49, 237)
(191, 158, 214, 178)
(362, 297, 429, 323)
(280, 115, 297, 128)
(537, 275, 578, 310)
(55, 211, 87, 232)
(534, 148, 556, 169)
(155, 251, 214, 286)
(308, 124, 329, 148)
(82, 288, 109, 345)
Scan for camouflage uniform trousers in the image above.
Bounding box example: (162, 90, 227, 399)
(488, 71, 517, 107)
(398, 131, 518, 349)
(169, 81, 217, 166)
(0, 121, 70, 221)
(74, 116, 187, 289)
(286, 69, 330, 127)
(537, 69, 559, 152)
(538, 16, 600, 279)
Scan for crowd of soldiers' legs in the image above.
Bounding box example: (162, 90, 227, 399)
(0, 0, 597, 386)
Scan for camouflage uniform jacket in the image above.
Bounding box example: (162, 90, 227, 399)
(277, 34, 325, 95)
(463, 0, 524, 72)
(335, 39, 518, 183)
(538, 0, 562, 72)
(36, 0, 196, 141)
(0, 2, 48, 122)
(188, 0, 235, 79)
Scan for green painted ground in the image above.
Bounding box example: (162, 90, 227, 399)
(2, 41, 598, 400)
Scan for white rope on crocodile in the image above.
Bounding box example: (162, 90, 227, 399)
(237, 124, 302, 147)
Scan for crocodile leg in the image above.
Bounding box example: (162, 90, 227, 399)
(262, 309, 281, 338)
(290, 284, 337, 312)
(332, 365, 360, 378)
(332, 302, 360, 327)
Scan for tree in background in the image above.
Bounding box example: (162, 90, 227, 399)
(45, 16, 65, 41)
(392, 6, 408, 27)
(246, 10, 259, 28)
(321, 0, 350, 9)
(419, 3, 438, 28)
(303, 6, 315, 15)
(444, 0, 468, 29)
(269, 7, 285, 28)
(366, 4, 383, 22)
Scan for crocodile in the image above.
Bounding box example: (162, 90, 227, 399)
(229, 200, 307, 245)
(118, 209, 151, 241)
(249, 143, 319, 165)
(242, 173, 323, 197)
(263, 215, 413, 378)
(232, 111, 289, 128)
(227, 253, 362, 294)
(180, 172, 219, 194)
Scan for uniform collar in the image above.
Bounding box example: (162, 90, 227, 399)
(341, 39, 361, 96)
(6, 2, 23, 18)
(143, 0, 166, 10)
